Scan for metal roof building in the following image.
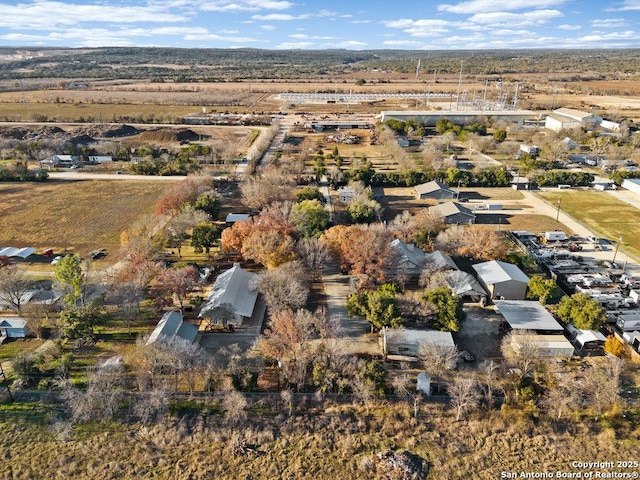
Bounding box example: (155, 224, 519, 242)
(199, 263, 259, 326)
(494, 300, 564, 332)
(147, 311, 198, 346)
(473, 260, 529, 300)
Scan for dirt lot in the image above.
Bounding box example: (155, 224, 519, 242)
(455, 304, 504, 364)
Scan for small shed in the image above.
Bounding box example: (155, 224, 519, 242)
(473, 261, 529, 300)
(0, 317, 28, 338)
(566, 324, 606, 350)
(416, 373, 431, 396)
(338, 187, 356, 203)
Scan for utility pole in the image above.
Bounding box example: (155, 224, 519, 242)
(0, 361, 14, 402)
(613, 236, 623, 265)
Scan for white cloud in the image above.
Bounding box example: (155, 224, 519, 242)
(438, 0, 566, 14)
(322, 40, 367, 48)
(0, 1, 187, 29)
(251, 13, 311, 20)
(261, 25, 277, 30)
(289, 33, 336, 40)
(183, 32, 259, 42)
(558, 24, 581, 30)
(382, 39, 425, 46)
(200, 0, 293, 12)
(606, 0, 640, 11)
(274, 41, 314, 49)
(469, 9, 563, 26)
(591, 18, 627, 28)
(351, 20, 371, 24)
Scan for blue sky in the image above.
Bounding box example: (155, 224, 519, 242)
(0, 0, 639, 49)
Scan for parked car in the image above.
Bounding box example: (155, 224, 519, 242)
(51, 256, 63, 265)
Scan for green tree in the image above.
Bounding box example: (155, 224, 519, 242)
(493, 129, 507, 142)
(526, 275, 559, 305)
(346, 284, 402, 332)
(191, 192, 221, 219)
(422, 287, 465, 332)
(347, 200, 378, 224)
(296, 186, 326, 204)
(59, 299, 109, 338)
(291, 199, 330, 238)
(191, 223, 222, 257)
(557, 293, 606, 330)
(54, 254, 86, 306)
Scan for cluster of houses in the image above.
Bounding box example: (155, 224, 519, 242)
(39, 154, 113, 169)
(385, 237, 588, 359)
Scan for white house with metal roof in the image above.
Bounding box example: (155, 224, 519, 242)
(473, 260, 529, 300)
(384, 328, 455, 357)
(199, 263, 259, 326)
(146, 311, 198, 346)
(0, 317, 28, 338)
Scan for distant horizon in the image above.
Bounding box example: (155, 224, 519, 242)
(0, 0, 639, 50)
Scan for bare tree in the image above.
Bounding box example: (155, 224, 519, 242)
(478, 360, 500, 408)
(151, 266, 200, 312)
(0, 264, 32, 313)
(501, 331, 544, 377)
(417, 342, 458, 393)
(240, 168, 293, 211)
(296, 237, 330, 279)
(392, 372, 422, 418)
(447, 376, 480, 421)
(542, 374, 581, 420)
(258, 261, 310, 314)
(222, 389, 249, 425)
(581, 357, 624, 417)
(20, 302, 55, 339)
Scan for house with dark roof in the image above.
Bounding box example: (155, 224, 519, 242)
(414, 180, 457, 200)
(146, 311, 198, 346)
(199, 263, 260, 326)
(473, 260, 529, 300)
(427, 202, 476, 224)
(389, 239, 426, 275)
(424, 250, 459, 272)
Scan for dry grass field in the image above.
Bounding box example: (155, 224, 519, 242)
(0, 180, 167, 254)
(0, 403, 638, 480)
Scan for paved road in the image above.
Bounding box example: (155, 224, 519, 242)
(321, 264, 380, 355)
(48, 172, 187, 181)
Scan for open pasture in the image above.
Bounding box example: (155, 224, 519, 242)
(0, 180, 167, 255)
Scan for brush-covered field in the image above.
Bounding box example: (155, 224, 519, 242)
(0, 180, 167, 254)
(1, 401, 638, 480)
